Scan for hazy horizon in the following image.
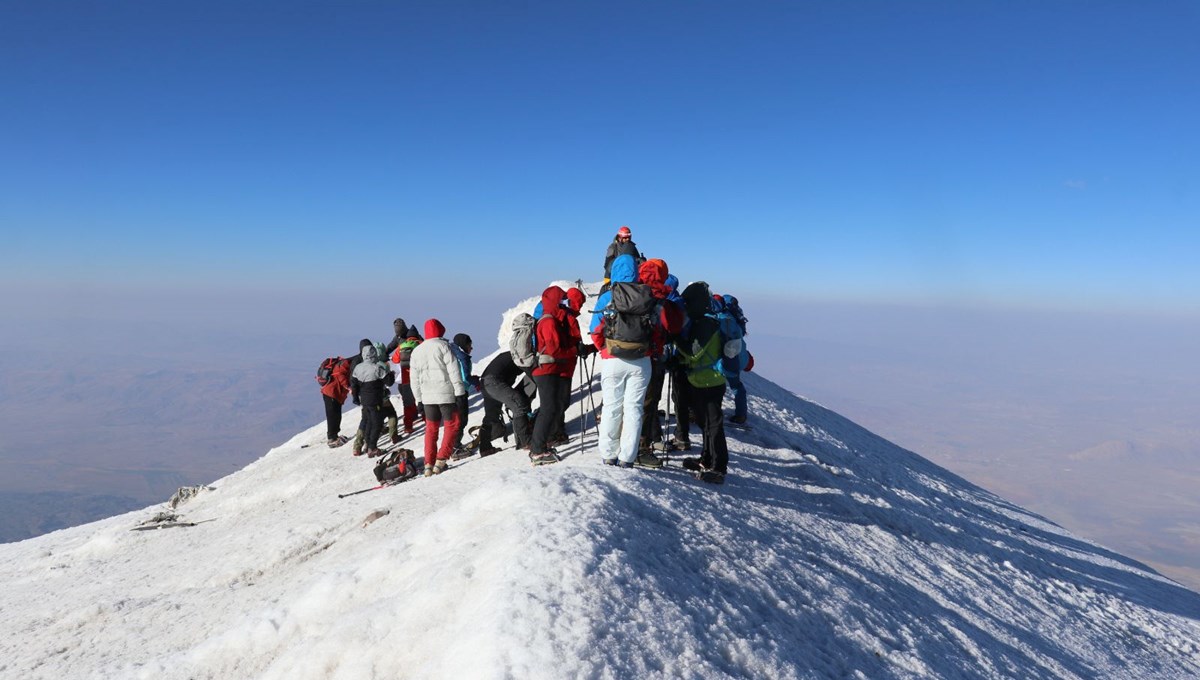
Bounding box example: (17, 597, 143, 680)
(2, 283, 1197, 591)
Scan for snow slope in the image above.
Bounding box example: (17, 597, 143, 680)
(2, 290, 1199, 680)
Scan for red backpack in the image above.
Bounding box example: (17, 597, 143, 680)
(316, 357, 347, 386)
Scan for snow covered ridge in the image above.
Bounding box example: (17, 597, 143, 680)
(3, 297, 1200, 679)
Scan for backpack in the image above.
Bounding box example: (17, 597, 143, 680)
(374, 448, 418, 483)
(510, 313, 537, 369)
(316, 357, 346, 386)
(396, 338, 420, 367)
(707, 309, 744, 378)
(602, 281, 658, 359)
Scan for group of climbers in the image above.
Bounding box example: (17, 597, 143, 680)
(317, 224, 752, 484)
(318, 319, 481, 478)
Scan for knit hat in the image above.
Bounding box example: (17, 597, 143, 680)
(682, 281, 713, 320)
(453, 333, 472, 352)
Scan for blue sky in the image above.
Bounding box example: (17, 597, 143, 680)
(2, 1, 1197, 310)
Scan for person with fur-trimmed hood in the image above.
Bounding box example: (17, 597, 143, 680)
(350, 342, 395, 458)
(529, 286, 578, 465)
(409, 318, 467, 476)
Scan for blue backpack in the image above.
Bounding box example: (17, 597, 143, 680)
(709, 309, 745, 378)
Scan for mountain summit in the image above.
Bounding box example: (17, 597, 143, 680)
(3, 293, 1198, 679)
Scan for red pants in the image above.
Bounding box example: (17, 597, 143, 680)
(422, 403, 462, 466)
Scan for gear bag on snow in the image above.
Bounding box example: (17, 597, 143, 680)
(602, 281, 658, 359)
(510, 313, 537, 369)
(317, 357, 347, 386)
(374, 448, 417, 482)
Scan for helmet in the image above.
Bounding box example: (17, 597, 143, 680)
(617, 225, 632, 238)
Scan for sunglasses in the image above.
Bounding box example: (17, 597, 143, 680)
(618, 236, 631, 241)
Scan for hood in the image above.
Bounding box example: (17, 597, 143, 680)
(566, 288, 586, 313)
(361, 344, 378, 362)
(638, 258, 671, 299)
(424, 319, 446, 339)
(681, 281, 713, 320)
(540, 286, 566, 318)
(359, 338, 372, 350)
(609, 254, 638, 284)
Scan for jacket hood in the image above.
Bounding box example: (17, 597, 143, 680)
(638, 258, 671, 299)
(566, 287, 586, 313)
(424, 318, 446, 339)
(681, 281, 713, 320)
(540, 286, 566, 318)
(665, 274, 679, 293)
(361, 344, 378, 362)
(359, 338, 372, 350)
(609, 254, 638, 284)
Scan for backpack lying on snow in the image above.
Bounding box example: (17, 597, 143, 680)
(510, 313, 537, 369)
(374, 448, 419, 483)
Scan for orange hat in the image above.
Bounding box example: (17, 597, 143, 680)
(617, 225, 632, 238)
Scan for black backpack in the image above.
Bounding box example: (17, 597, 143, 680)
(602, 282, 658, 359)
(374, 448, 418, 483)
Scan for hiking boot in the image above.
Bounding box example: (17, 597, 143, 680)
(352, 447, 365, 457)
(698, 470, 726, 484)
(548, 434, 569, 446)
(391, 433, 401, 444)
(423, 464, 435, 478)
(450, 445, 474, 461)
(670, 438, 692, 451)
(729, 414, 747, 425)
(366, 448, 383, 458)
(327, 436, 348, 448)
(602, 457, 618, 466)
(616, 460, 634, 469)
(433, 460, 448, 475)
(635, 452, 663, 469)
(531, 452, 559, 466)
(682, 457, 710, 472)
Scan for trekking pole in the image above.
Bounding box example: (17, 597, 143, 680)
(584, 353, 599, 439)
(338, 484, 384, 499)
(663, 366, 673, 467)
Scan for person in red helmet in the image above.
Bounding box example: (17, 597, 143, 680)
(602, 225, 643, 290)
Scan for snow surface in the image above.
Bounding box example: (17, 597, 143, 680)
(3, 288, 1199, 680)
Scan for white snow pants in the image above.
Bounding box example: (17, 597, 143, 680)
(598, 355, 651, 464)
